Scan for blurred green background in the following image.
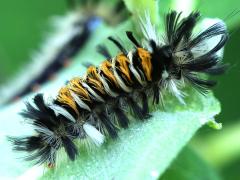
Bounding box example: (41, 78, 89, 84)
(0, 1, 67, 80)
(0, 0, 239, 179)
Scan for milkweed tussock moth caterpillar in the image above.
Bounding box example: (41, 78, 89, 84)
(0, 0, 128, 105)
(0, 13, 98, 105)
(9, 10, 228, 167)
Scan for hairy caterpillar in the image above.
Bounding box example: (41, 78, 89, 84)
(0, 15, 98, 105)
(9, 10, 228, 167)
(0, 0, 127, 105)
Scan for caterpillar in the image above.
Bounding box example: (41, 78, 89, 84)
(0, 15, 98, 105)
(0, 0, 128, 105)
(9, 10, 228, 168)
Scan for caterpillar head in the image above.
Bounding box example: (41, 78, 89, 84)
(152, 12, 227, 103)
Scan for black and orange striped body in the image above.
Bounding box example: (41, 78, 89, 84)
(53, 47, 157, 141)
(56, 48, 153, 114)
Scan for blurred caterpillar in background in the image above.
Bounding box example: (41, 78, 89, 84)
(0, 0, 128, 105)
(9, 10, 228, 167)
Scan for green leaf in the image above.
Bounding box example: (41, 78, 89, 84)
(161, 146, 221, 180)
(39, 91, 220, 180)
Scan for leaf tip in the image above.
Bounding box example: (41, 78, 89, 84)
(207, 119, 222, 130)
